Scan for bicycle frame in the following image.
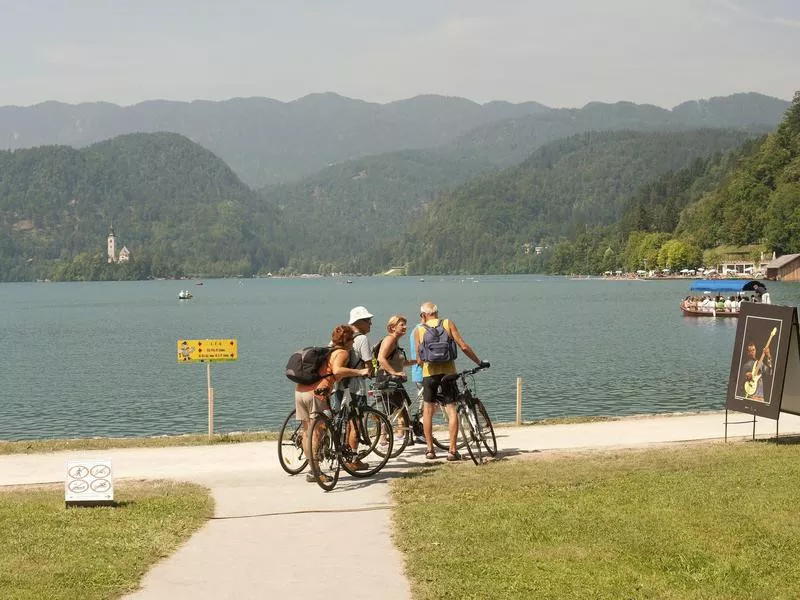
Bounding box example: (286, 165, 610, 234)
(442, 365, 496, 464)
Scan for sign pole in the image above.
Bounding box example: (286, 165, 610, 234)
(207, 362, 214, 438)
(177, 338, 237, 439)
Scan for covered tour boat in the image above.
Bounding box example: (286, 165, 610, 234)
(681, 279, 768, 317)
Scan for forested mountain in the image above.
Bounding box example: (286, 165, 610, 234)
(676, 93, 800, 254)
(261, 147, 496, 272)
(0, 133, 288, 281)
(262, 94, 784, 250)
(391, 129, 757, 274)
(449, 93, 787, 168)
(0, 94, 549, 187)
(1, 94, 796, 281)
(0, 93, 786, 188)
(535, 92, 800, 276)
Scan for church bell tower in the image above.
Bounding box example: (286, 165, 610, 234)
(107, 224, 116, 263)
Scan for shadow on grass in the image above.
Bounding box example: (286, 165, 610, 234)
(497, 446, 541, 458)
(760, 434, 800, 446)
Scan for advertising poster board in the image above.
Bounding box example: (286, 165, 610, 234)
(726, 303, 798, 419)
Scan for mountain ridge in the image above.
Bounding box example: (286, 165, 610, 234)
(0, 92, 787, 187)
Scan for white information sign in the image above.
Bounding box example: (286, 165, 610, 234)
(65, 459, 114, 505)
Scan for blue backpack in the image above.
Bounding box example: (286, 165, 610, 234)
(419, 320, 458, 363)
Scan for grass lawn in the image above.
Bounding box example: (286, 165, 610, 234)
(392, 441, 800, 600)
(0, 480, 213, 600)
(0, 431, 277, 455)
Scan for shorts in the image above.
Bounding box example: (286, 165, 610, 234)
(295, 389, 330, 421)
(422, 374, 457, 404)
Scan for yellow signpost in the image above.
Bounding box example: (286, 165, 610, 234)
(177, 339, 238, 362)
(177, 339, 238, 436)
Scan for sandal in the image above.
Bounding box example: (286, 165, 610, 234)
(446, 451, 461, 462)
(425, 451, 437, 460)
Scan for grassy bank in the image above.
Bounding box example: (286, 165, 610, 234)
(0, 414, 641, 455)
(0, 431, 277, 455)
(0, 480, 213, 599)
(392, 440, 800, 600)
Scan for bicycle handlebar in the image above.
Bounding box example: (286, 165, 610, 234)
(374, 364, 488, 389)
(442, 363, 489, 383)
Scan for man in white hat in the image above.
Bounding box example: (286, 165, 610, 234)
(336, 305, 374, 471)
(347, 306, 375, 404)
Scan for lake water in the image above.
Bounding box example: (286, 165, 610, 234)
(2, 276, 799, 441)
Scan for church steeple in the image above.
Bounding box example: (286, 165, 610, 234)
(107, 223, 117, 263)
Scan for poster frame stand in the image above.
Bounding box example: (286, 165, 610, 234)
(724, 303, 800, 443)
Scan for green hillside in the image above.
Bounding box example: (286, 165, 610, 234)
(0, 133, 287, 281)
(534, 92, 800, 275)
(676, 94, 800, 253)
(395, 129, 757, 274)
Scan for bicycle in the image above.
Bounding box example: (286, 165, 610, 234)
(308, 391, 393, 491)
(370, 377, 465, 455)
(442, 364, 497, 465)
(369, 376, 423, 458)
(277, 408, 308, 475)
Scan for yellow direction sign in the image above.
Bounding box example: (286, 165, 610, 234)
(177, 339, 238, 362)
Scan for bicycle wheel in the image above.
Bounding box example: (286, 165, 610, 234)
(277, 409, 308, 475)
(308, 413, 340, 491)
(475, 400, 497, 457)
(374, 405, 411, 459)
(341, 408, 392, 478)
(430, 403, 466, 451)
(459, 404, 485, 465)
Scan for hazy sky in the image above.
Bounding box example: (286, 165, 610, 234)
(1, 0, 797, 109)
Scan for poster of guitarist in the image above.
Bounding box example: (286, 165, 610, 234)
(739, 327, 778, 403)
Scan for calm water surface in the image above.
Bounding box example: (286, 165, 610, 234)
(2, 276, 799, 441)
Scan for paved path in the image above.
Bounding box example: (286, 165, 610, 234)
(2, 410, 799, 599)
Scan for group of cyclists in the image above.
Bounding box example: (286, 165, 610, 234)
(291, 301, 489, 485)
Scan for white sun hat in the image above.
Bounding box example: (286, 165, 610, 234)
(348, 306, 374, 324)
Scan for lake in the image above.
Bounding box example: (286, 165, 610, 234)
(2, 276, 798, 441)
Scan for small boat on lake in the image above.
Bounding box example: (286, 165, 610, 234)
(680, 279, 768, 317)
(178, 290, 193, 300)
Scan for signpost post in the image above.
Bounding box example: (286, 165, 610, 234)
(177, 338, 238, 437)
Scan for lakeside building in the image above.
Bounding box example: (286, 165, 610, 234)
(765, 254, 800, 281)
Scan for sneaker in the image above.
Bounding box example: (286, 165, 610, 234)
(414, 435, 426, 445)
(379, 439, 389, 448)
(306, 472, 333, 484)
(345, 460, 370, 471)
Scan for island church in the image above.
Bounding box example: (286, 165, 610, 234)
(107, 224, 131, 264)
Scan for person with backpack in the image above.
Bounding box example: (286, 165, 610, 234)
(415, 301, 487, 462)
(374, 314, 416, 447)
(294, 324, 370, 483)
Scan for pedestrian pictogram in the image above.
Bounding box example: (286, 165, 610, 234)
(65, 459, 114, 507)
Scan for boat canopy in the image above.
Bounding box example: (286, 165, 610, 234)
(689, 279, 766, 293)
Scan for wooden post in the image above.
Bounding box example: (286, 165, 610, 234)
(207, 363, 214, 438)
(516, 377, 523, 425)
